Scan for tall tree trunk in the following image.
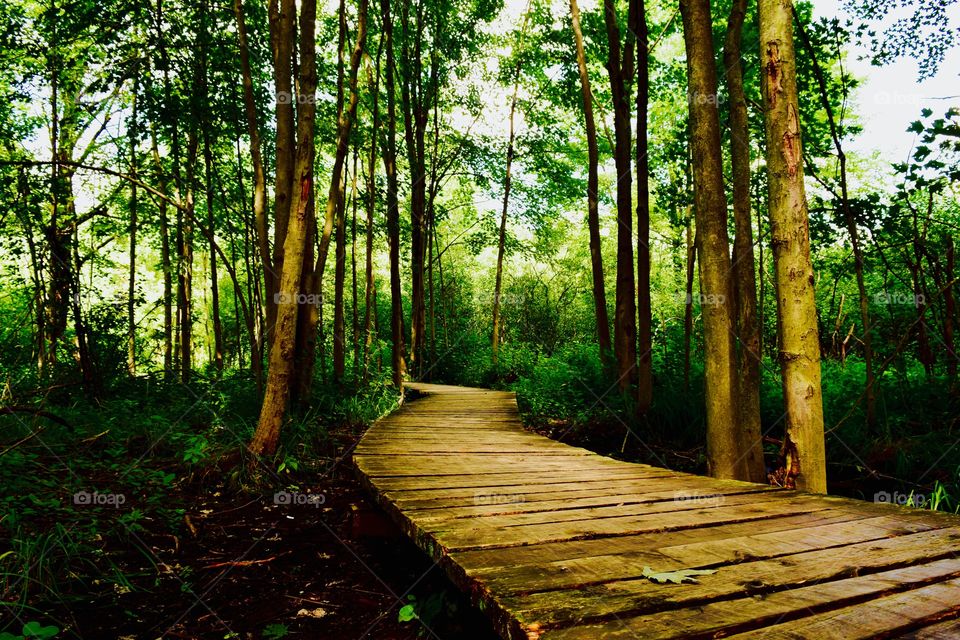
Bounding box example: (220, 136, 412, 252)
(724, 0, 765, 482)
(569, 0, 611, 366)
(296, 0, 368, 401)
(382, 0, 407, 389)
(267, 0, 297, 348)
(362, 38, 382, 382)
(758, 0, 827, 493)
(150, 126, 174, 377)
(794, 10, 875, 430)
(179, 134, 198, 384)
(234, 0, 273, 344)
(334, 162, 348, 382)
(203, 135, 224, 374)
(351, 147, 360, 383)
(636, 0, 653, 414)
(913, 192, 935, 377)
(602, 0, 638, 392)
(946, 236, 957, 380)
(399, 1, 428, 376)
(680, 0, 743, 480)
(249, 0, 318, 460)
(492, 17, 527, 366)
(127, 83, 138, 376)
(683, 213, 696, 390)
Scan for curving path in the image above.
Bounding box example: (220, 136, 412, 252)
(353, 382, 960, 639)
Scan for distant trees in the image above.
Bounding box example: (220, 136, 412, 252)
(4, 0, 954, 490)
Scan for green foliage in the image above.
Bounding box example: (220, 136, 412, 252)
(0, 621, 59, 640)
(397, 591, 458, 636)
(262, 623, 289, 639)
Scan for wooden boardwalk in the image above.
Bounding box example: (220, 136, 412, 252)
(353, 383, 960, 639)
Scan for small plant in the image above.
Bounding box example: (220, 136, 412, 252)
(0, 621, 59, 640)
(262, 623, 289, 639)
(397, 591, 457, 636)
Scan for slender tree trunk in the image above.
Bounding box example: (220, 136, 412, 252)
(680, 0, 743, 480)
(569, 0, 611, 366)
(636, 0, 653, 414)
(602, 0, 638, 392)
(382, 0, 407, 389)
(362, 38, 382, 381)
(758, 0, 827, 493)
(234, 0, 274, 340)
(724, 0, 765, 482)
(351, 147, 360, 383)
(266, 0, 297, 348)
(296, 0, 368, 401)
(127, 83, 138, 376)
(492, 19, 527, 365)
(683, 214, 696, 390)
(399, 1, 429, 375)
(913, 192, 935, 377)
(179, 134, 198, 384)
(203, 135, 224, 374)
(334, 162, 348, 382)
(150, 126, 173, 377)
(946, 236, 957, 380)
(249, 0, 318, 460)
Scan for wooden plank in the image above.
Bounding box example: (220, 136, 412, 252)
(546, 558, 960, 639)
(499, 527, 960, 631)
(470, 514, 943, 596)
(450, 509, 873, 572)
(896, 618, 960, 639)
(428, 494, 840, 550)
(724, 577, 960, 639)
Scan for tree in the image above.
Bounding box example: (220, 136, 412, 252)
(492, 11, 529, 366)
(601, 0, 638, 392)
(724, 0, 765, 482)
(382, 0, 407, 389)
(248, 0, 319, 460)
(569, 0, 611, 365)
(680, 0, 744, 480)
(758, 0, 827, 493)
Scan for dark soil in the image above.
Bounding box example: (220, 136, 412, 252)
(3, 439, 500, 639)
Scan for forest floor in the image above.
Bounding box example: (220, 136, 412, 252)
(3, 421, 500, 640)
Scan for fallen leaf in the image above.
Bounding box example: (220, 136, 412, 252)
(641, 566, 717, 584)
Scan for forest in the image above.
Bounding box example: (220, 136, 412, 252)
(0, 0, 958, 636)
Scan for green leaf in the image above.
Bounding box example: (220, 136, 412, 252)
(641, 566, 717, 584)
(398, 604, 418, 622)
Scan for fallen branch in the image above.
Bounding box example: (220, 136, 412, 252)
(203, 553, 287, 570)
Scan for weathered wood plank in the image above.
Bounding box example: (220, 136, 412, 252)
(548, 558, 960, 639)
